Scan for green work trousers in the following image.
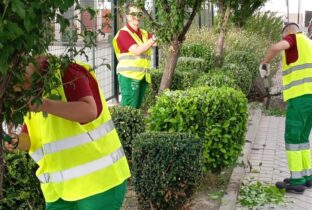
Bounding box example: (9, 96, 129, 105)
(118, 74, 148, 109)
(285, 94, 312, 185)
(45, 181, 127, 210)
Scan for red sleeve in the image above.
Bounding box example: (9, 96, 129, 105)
(283, 34, 298, 65)
(148, 33, 153, 39)
(283, 34, 296, 49)
(117, 30, 138, 53)
(62, 63, 93, 102)
(22, 124, 28, 133)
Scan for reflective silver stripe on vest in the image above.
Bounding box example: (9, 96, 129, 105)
(283, 77, 312, 91)
(119, 55, 149, 61)
(291, 171, 303, 179)
(283, 63, 312, 76)
(301, 169, 312, 177)
(285, 143, 310, 151)
(30, 120, 115, 162)
(37, 147, 125, 183)
(117, 66, 150, 72)
(31, 148, 45, 162)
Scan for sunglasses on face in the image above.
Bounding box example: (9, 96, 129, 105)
(129, 12, 143, 17)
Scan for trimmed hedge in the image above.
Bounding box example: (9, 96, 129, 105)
(221, 64, 252, 95)
(142, 68, 198, 110)
(193, 70, 239, 90)
(148, 86, 248, 172)
(180, 43, 215, 72)
(132, 132, 203, 210)
(109, 106, 145, 163)
(224, 50, 258, 83)
(0, 152, 44, 210)
(176, 56, 205, 72)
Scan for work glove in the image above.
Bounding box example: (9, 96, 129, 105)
(259, 63, 270, 78)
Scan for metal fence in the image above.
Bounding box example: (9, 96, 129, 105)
(48, 0, 116, 100)
(48, 0, 214, 101)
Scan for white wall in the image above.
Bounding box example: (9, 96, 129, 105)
(261, 0, 312, 27)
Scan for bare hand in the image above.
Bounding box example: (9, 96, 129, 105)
(3, 134, 19, 151)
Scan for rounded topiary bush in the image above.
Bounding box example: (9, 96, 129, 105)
(132, 132, 203, 210)
(221, 63, 252, 95)
(148, 86, 248, 172)
(141, 68, 198, 111)
(0, 152, 44, 210)
(109, 106, 145, 163)
(180, 43, 215, 72)
(176, 56, 205, 72)
(224, 50, 259, 82)
(192, 70, 239, 90)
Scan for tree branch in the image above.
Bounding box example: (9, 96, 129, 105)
(178, 0, 203, 41)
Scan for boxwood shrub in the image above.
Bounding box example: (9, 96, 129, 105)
(176, 56, 205, 72)
(180, 43, 215, 72)
(109, 106, 145, 164)
(148, 86, 248, 172)
(221, 63, 252, 95)
(224, 50, 259, 83)
(192, 70, 239, 90)
(0, 152, 44, 210)
(132, 132, 203, 210)
(142, 68, 198, 110)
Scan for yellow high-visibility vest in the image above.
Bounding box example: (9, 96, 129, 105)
(112, 26, 152, 83)
(282, 33, 312, 101)
(25, 63, 130, 202)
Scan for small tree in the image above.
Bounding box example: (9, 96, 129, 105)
(0, 0, 99, 197)
(213, 0, 268, 66)
(119, 0, 205, 94)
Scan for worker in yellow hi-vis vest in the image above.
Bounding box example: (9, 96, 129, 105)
(260, 22, 312, 194)
(4, 56, 130, 210)
(112, 3, 157, 108)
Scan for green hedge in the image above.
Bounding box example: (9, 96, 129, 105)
(176, 56, 205, 72)
(0, 152, 44, 210)
(142, 68, 198, 110)
(221, 64, 252, 95)
(109, 106, 145, 163)
(224, 50, 258, 84)
(132, 132, 203, 210)
(193, 70, 239, 90)
(148, 86, 248, 172)
(180, 43, 215, 72)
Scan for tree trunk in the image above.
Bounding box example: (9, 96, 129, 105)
(215, 5, 231, 67)
(158, 39, 181, 95)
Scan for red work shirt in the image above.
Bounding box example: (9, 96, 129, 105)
(116, 23, 152, 53)
(283, 34, 299, 65)
(22, 63, 102, 133)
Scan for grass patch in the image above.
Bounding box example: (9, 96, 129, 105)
(238, 181, 285, 209)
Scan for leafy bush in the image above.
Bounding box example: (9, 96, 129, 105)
(192, 70, 239, 90)
(224, 50, 258, 83)
(221, 64, 252, 95)
(0, 152, 44, 210)
(180, 43, 215, 72)
(132, 132, 203, 210)
(109, 106, 145, 163)
(176, 56, 205, 72)
(244, 11, 283, 42)
(142, 68, 198, 110)
(148, 86, 248, 172)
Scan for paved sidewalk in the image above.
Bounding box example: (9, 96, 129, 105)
(237, 115, 312, 210)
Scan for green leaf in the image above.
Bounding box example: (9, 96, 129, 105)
(11, 0, 25, 18)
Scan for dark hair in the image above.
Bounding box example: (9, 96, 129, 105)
(282, 22, 300, 33)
